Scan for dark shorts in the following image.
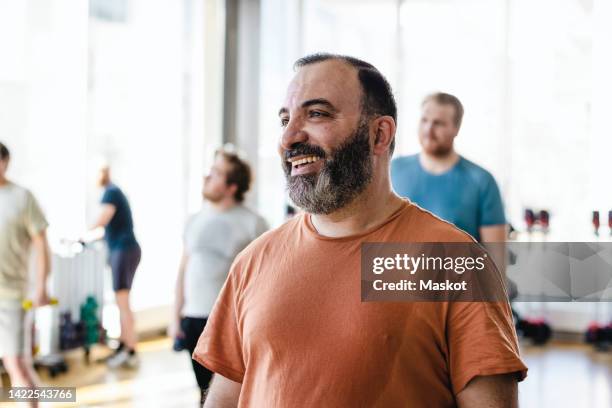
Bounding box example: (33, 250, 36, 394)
(109, 245, 141, 292)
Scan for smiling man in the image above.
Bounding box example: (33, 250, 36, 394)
(194, 54, 526, 407)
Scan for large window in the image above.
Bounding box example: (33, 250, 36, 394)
(0, 0, 224, 320)
(257, 0, 605, 334)
(259, 0, 600, 242)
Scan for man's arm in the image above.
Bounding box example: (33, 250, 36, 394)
(31, 229, 51, 306)
(480, 224, 507, 276)
(456, 373, 518, 408)
(479, 225, 506, 243)
(170, 251, 188, 339)
(82, 204, 116, 242)
(203, 374, 241, 408)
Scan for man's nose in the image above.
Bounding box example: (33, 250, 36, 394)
(280, 116, 308, 151)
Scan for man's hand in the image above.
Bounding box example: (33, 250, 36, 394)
(203, 374, 241, 408)
(168, 317, 185, 341)
(32, 289, 51, 308)
(456, 373, 518, 408)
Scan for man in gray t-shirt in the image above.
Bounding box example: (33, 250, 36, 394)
(0, 141, 52, 394)
(171, 146, 268, 403)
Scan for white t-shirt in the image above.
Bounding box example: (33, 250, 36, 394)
(182, 204, 268, 317)
(0, 182, 48, 300)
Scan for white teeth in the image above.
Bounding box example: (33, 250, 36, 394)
(291, 156, 320, 167)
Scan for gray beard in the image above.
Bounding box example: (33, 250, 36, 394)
(286, 123, 373, 215)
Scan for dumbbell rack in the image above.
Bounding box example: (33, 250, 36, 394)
(512, 209, 553, 345)
(584, 210, 612, 351)
(31, 242, 107, 376)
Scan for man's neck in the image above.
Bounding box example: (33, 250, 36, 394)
(310, 180, 404, 238)
(209, 197, 238, 212)
(419, 150, 460, 175)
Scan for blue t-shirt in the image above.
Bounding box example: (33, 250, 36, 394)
(101, 184, 138, 250)
(391, 154, 505, 241)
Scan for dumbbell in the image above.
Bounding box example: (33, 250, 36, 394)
(516, 318, 552, 345)
(593, 211, 600, 236)
(539, 210, 550, 234)
(585, 322, 611, 351)
(22, 298, 58, 310)
(524, 209, 535, 233)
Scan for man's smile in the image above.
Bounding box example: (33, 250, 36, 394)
(287, 155, 324, 176)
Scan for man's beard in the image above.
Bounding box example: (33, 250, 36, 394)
(426, 142, 453, 157)
(283, 121, 373, 215)
(420, 135, 454, 158)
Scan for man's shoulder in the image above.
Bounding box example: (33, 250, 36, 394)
(391, 154, 419, 170)
(234, 205, 266, 222)
(401, 202, 476, 242)
(102, 184, 127, 204)
(103, 184, 120, 196)
(1, 182, 31, 202)
(457, 157, 497, 185)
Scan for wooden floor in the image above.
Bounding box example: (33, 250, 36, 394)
(1, 338, 200, 408)
(519, 342, 612, 408)
(1, 339, 611, 407)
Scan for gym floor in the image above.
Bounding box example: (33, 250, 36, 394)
(1, 339, 611, 407)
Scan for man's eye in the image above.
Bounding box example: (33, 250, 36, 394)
(309, 110, 329, 118)
(280, 117, 289, 127)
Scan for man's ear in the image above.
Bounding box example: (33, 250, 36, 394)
(227, 183, 238, 199)
(371, 116, 396, 156)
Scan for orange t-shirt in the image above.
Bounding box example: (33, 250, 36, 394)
(194, 201, 527, 407)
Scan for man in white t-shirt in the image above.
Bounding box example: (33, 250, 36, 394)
(0, 141, 51, 402)
(170, 146, 268, 405)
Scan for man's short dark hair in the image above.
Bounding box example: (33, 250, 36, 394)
(0, 142, 9, 161)
(422, 92, 464, 129)
(216, 146, 252, 203)
(293, 53, 397, 156)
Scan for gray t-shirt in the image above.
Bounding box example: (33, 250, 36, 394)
(0, 182, 48, 299)
(182, 204, 268, 317)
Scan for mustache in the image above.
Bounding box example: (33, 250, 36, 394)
(284, 143, 327, 161)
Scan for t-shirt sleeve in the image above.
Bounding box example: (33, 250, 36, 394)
(24, 191, 49, 237)
(478, 173, 506, 226)
(192, 264, 246, 383)
(101, 188, 119, 206)
(446, 299, 527, 395)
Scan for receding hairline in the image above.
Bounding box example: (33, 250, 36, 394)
(290, 57, 368, 111)
(421, 92, 464, 128)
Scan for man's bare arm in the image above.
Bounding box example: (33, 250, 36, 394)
(169, 251, 188, 339)
(203, 374, 241, 408)
(479, 225, 506, 243)
(480, 224, 507, 277)
(456, 373, 518, 408)
(31, 229, 51, 306)
(81, 204, 116, 243)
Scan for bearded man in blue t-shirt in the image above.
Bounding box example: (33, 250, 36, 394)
(391, 92, 506, 243)
(83, 164, 141, 369)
